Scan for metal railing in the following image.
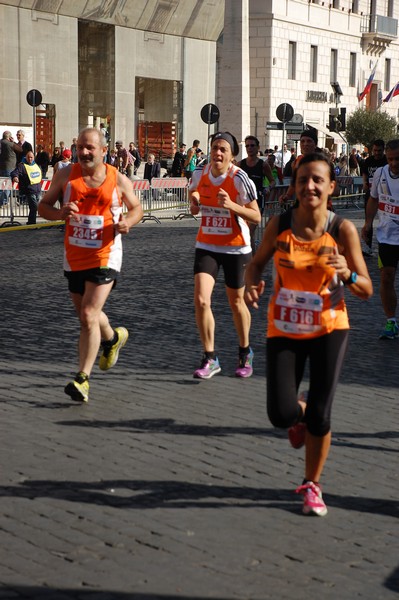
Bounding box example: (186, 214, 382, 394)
(361, 14, 398, 38)
(0, 176, 365, 231)
(132, 177, 193, 223)
(0, 176, 194, 229)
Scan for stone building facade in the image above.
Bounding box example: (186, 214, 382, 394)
(239, 0, 399, 152)
(1, 0, 398, 157)
(0, 0, 223, 156)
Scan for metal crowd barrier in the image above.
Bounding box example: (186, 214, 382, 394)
(133, 177, 194, 223)
(0, 176, 194, 228)
(0, 174, 364, 231)
(0, 178, 51, 228)
(333, 175, 365, 209)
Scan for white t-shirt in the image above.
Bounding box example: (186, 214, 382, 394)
(274, 150, 291, 169)
(370, 164, 399, 245)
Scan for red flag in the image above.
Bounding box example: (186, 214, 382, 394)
(358, 63, 377, 102)
(383, 82, 399, 103)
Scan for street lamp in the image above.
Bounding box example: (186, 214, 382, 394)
(329, 81, 348, 170)
(331, 81, 343, 98)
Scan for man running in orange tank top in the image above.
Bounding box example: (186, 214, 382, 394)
(39, 127, 143, 403)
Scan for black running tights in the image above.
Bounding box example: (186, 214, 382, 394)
(266, 330, 349, 437)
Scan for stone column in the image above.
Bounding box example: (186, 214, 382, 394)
(218, 0, 250, 156)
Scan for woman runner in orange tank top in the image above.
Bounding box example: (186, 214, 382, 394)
(245, 153, 372, 517)
(189, 131, 261, 380)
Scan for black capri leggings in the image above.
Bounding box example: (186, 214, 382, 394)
(266, 330, 349, 437)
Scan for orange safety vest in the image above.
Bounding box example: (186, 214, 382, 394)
(196, 164, 249, 247)
(63, 163, 123, 272)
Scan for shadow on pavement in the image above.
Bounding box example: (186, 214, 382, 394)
(54, 417, 399, 452)
(385, 565, 399, 593)
(1, 479, 397, 518)
(55, 417, 278, 438)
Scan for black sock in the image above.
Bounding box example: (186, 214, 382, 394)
(204, 351, 215, 360)
(75, 371, 89, 383)
(239, 345, 250, 357)
(302, 479, 318, 486)
(102, 330, 118, 349)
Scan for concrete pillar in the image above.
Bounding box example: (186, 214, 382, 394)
(218, 0, 250, 154)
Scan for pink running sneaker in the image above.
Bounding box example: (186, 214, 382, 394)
(288, 391, 308, 449)
(193, 356, 221, 380)
(295, 482, 328, 517)
(235, 348, 254, 378)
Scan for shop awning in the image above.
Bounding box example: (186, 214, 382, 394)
(314, 124, 342, 145)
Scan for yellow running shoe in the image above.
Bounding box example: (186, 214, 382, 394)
(64, 378, 89, 403)
(99, 327, 129, 371)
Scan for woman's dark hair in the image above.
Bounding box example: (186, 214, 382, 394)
(210, 131, 240, 157)
(292, 152, 336, 184)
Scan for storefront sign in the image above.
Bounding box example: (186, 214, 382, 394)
(306, 90, 328, 103)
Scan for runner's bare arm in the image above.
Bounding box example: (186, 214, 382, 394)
(245, 216, 278, 308)
(115, 172, 143, 234)
(262, 161, 276, 187)
(361, 194, 378, 242)
(189, 190, 201, 216)
(38, 166, 75, 220)
(216, 189, 261, 224)
(328, 219, 373, 300)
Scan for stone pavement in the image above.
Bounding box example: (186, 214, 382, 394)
(0, 215, 398, 600)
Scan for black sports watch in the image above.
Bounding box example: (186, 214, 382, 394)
(343, 271, 358, 286)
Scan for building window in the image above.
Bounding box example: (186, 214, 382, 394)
(330, 49, 338, 83)
(288, 41, 297, 80)
(385, 58, 391, 91)
(349, 52, 356, 87)
(351, 0, 359, 13)
(387, 0, 394, 17)
(310, 45, 318, 83)
(332, 0, 340, 8)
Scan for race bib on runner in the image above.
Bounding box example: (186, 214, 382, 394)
(201, 206, 232, 235)
(274, 287, 323, 335)
(68, 214, 104, 248)
(378, 194, 399, 219)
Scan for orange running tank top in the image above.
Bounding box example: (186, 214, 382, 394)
(63, 163, 123, 272)
(196, 164, 249, 247)
(267, 209, 349, 339)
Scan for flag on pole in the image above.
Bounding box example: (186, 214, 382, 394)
(383, 82, 399, 103)
(358, 62, 378, 102)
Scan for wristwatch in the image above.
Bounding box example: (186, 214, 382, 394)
(343, 271, 358, 285)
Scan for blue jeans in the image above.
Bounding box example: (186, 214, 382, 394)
(20, 193, 40, 224)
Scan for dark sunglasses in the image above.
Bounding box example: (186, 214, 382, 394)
(245, 144, 256, 148)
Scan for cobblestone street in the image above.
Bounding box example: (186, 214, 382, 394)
(0, 218, 398, 599)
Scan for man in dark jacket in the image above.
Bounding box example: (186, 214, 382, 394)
(144, 153, 161, 202)
(171, 143, 187, 176)
(16, 130, 33, 156)
(0, 130, 23, 205)
(11, 151, 42, 225)
(144, 153, 161, 182)
(35, 145, 51, 178)
(128, 142, 141, 176)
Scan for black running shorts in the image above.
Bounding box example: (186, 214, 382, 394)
(378, 243, 399, 269)
(193, 248, 251, 289)
(64, 267, 118, 295)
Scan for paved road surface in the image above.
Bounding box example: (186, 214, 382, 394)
(0, 216, 398, 599)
